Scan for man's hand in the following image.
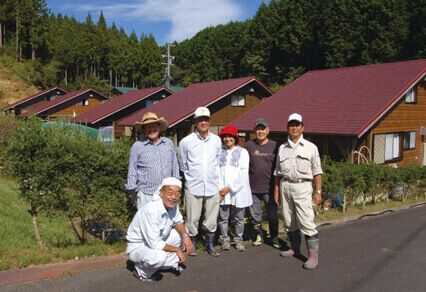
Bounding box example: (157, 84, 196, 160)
(313, 192, 322, 205)
(182, 236, 193, 254)
(274, 191, 280, 205)
(176, 249, 186, 264)
(126, 189, 137, 207)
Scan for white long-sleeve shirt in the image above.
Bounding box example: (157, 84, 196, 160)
(178, 130, 221, 197)
(219, 146, 253, 208)
(126, 198, 183, 254)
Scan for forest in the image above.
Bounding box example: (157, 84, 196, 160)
(0, 0, 425, 94)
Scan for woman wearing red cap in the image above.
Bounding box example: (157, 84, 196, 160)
(218, 125, 253, 251)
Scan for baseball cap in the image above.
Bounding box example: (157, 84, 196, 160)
(254, 118, 268, 128)
(194, 107, 210, 119)
(288, 113, 303, 123)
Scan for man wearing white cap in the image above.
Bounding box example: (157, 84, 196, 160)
(274, 113, 323, 270)
(126, 112, 180, 210)
(178, 107, 222, 257)
(126, 177, 193, 282)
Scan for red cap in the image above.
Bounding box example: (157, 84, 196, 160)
(219, 125, 239, 144)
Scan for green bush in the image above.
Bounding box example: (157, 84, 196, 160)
(6, 118, 132, 246)
(321, 158, 425, 212)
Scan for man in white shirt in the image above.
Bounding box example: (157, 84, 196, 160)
(178, 107, 222, 257)
(126, 177, 193, 282)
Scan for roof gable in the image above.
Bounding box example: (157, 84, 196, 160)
(3, 87, 67, 110)
(117, 76, 273, 127)
(70, 87, 172, 124)
(230, 59, 426, 137)
(19, 88, 109, 117)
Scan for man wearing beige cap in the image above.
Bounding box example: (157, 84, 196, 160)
(178, 107, 222, 257)
(274, 113, 323, 270)
(126, 112, 180, 209)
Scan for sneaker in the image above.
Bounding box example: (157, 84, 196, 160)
(272, 236, 280, 249)
(221, 239, 231, 250)
(235, 242, 245, 251)
(133, 270, 158, 283)
(252, 234, 262, 247)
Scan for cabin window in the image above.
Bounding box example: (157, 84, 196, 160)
(385, 133, 401, 161)
(46, 96, 55, 101)
(77, 99, 89, 106)
(231, 95, 245, 106)
(405, 86, 417, 103)
(403, 132, 416, 150)
(146, 100, 159, 107)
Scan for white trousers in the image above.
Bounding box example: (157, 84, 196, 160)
(136, 190, 153, 210)
(128, 229, 181, 278)
(280, 180, 318, 237)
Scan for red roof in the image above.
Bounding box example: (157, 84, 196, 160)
(70, 86, 172, 124)
(3, 87, 67, 110)
(117, 76, 273, 127)
(230, 59, 426, 137)
(19, 88, 109, 117)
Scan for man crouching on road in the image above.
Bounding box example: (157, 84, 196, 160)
(126, 177, 193, 282)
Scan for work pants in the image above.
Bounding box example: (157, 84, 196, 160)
(249, 193, 279, 228)
(128, 229, 181, 278)
(218, 205, 245, 243)
(280, 180, 317, 237)
(184, 190, 219, 236)
(136, 190, 153, 210)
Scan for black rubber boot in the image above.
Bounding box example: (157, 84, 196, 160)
(188, 236, 198, 256)
(252, 223, 263, 247)
(204, 233, 220, 257)
(270, 224, 279, 249)
(280, 230, 301, 257)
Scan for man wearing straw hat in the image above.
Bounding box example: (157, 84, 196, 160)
(126, 112, 180, 209)
(126, 177, 193, 282)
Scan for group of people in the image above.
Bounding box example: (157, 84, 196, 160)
(125, 107, 323, 282)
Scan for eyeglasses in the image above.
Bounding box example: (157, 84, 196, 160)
(162, 188, 181, 199)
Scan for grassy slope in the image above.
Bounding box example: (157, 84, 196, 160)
(0, 177, 125, 270)
(0, 59, 39, 107)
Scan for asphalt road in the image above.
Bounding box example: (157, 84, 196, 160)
(3, 204, 426, 292)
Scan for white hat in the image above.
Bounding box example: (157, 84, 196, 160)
(288, 113, 303, 123)
(194, 107, 210, 119)
(152, 177, 182, 201)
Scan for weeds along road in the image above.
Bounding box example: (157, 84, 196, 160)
(3, 204, 426, 292)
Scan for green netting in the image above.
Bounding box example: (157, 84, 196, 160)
(42, 122, 115, 142)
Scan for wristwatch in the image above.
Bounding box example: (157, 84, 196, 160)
(316, 190, 322, 194)
(181, 233, 190, 238)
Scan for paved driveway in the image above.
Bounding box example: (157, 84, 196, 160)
(3, 204, 426, 292)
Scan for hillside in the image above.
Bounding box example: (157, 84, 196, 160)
(0, 62, 39, 107)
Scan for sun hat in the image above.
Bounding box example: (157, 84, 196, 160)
(194, 107, 211, 119)
(288, 113, 303, 124)
(134, 112, 168, 133)
(219, 125, 239, 144)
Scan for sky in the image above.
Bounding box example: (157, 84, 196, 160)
(46, 0, 269, 45)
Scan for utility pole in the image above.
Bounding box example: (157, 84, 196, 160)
(162, 43, 175, 88)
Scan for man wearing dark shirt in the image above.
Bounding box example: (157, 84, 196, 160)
(244, 118, 279, 248)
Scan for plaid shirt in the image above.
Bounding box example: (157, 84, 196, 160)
(126, 136, 180, 194)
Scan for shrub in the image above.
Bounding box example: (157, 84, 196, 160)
(6, 118, 132, 246)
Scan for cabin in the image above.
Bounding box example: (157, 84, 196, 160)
(117, 76, 274, 145)
(3, 87, 67, 116)
(18, 88, 109, 121)
(70, 87, 174, 138)
(230, 59, 426, 166)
